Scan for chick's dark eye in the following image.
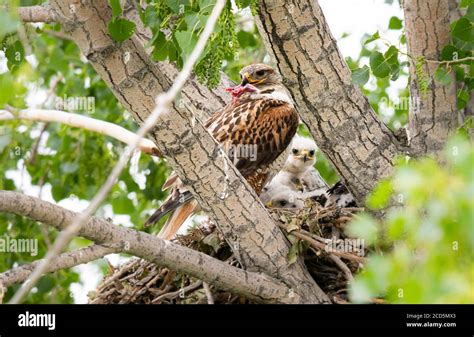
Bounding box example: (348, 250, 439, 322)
(309, 150, 315, 156)
(292, 149, 298, 154)
(280, 200, 287, 206)
(256, 70, 265, 77)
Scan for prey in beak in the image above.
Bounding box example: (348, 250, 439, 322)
(226, 83, 258, 102)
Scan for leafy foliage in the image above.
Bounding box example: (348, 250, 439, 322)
(137, 0, 258, 87)
(434, 3, 473, 110)
(348, 135, 474, 303)
(0, 8, 169, 303)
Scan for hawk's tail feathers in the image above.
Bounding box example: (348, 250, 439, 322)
(145, 191, 194, 227)
(158, 200, 198, 240)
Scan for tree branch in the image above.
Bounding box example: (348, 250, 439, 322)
(8, 4, 56, 23)
(0, 244, 117, 288)
(0, 190, 292, 303)
(254, 0, 405, 205)
(0, 108, 160, 156)
(47, 0, 329, 303)
(403, 0, 459, 156)
(7, 0, 226, 304)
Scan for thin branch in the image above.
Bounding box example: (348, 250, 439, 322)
(203, 282, 215, 304)
(0, 190, 291, 303)
(7, 0, 226, 304)
(0, 108, 160, 156)
(0, 244, 118, 288)
(11, 4, 56, 23)
(288, 229, 367, 264)
(152, 281, 203, 303)
(328, 254, 354, 282)
(425, 56, 474, 66)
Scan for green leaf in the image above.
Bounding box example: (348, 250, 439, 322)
(0, 74, 15, 106)
(454, 65, 465, 81)
(388, 16, 403, 30)
(237, 30, 257, 48)
(287, 240, 299, 265)
(109, 0, 123, 17)
(166, 0, 188, 13)
(370, 51, 390, 78)
(364, 31, 380, 45)
(460, 0, 473, 8)
(400, 34, 406, 45)
(434, 66, 453, 85)
(441, 45, 460, 61)
(235, 0, 252, 8)
(5, 40, 25, 71)
(108, 18, 136, 42)
(451, 18, 473, 42)
(0, 12, 19, 39)
(175, 30, 197, 63)
(384, 46, 399, 65)
(457, 89, 469, 109)
(467, 4, 474, 21)
(367, 179, 393, 209)
(352, 65, 370, 85)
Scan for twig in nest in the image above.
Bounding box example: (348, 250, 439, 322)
(328, 254, 354, 282)
(203, 282, 215, 304)
(152, 280, 203, 303)
(288, 228, 367, 264)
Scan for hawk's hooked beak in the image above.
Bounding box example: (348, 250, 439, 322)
(296, 150, 313, 162)
(241, 72, 266, 86)
(265, 200, 273, 207)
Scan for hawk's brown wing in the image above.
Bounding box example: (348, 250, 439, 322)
(205, 98, 299, 190)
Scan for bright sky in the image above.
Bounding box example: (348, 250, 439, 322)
(2, 1, 406, 303)
(320, 0, 404, 59)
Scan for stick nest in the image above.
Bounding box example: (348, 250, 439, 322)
(89, 199, 365, 304)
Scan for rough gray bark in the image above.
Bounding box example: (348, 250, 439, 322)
(255, 0, 406, 205)
(15, 3, 56, 23)
(0, 244, 117, 288)
(47, 0, 329, 303)
(0, 190, 294, 303)
(403, 0, 459, 156)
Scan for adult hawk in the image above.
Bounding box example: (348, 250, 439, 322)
(146, 64, 299, 239)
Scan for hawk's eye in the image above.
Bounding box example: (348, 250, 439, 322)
(309, 150, 315, 156)
(292, 149, 299, 155)
(255, 70, 265, 77)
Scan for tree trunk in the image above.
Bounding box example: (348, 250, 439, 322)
(48, 0, 329, 303)
(403, 0, 459, 156)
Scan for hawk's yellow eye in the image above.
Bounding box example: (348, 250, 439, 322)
(256, 70, 265, 77)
